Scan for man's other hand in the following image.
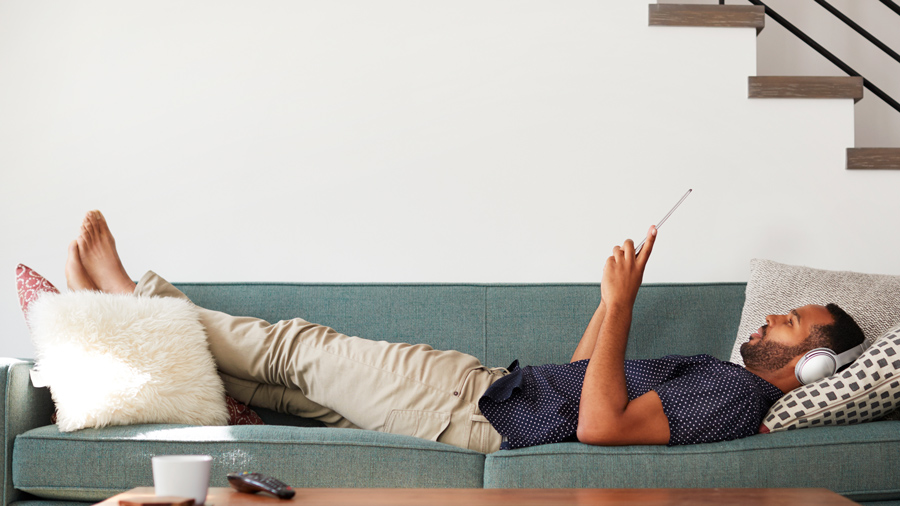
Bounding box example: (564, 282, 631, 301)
(601, 226, 656, 309)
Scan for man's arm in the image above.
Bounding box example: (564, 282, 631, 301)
(571, 300, 606, 362)
(576, 226, 670, 446)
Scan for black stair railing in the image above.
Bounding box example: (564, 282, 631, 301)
(720, 0, 900, 115)
(879, 0, 900, 18)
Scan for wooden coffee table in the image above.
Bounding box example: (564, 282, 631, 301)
(96, 487, 857, 506)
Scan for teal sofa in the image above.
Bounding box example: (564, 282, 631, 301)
(3, 282, 899, 505)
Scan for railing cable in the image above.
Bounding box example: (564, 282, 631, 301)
(813, 0, 900, 65)
(878, 0, 900, 18)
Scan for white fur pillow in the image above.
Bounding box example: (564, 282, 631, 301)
(731, 259, 900, 366)
(27, 291, 228, 432)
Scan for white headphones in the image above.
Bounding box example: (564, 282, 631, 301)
(794, 343, 867, 385)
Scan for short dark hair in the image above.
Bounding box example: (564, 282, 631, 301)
(808, 303, 865, 354)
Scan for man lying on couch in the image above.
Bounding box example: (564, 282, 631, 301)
(64, 210, 865, 452)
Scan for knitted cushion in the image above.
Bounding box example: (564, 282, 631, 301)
(731, 259, 900, 366)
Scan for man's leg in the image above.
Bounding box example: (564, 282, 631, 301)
(218, 373, 359, 429)
(135, 270, 503, 451)
(70, 210, 502, 452)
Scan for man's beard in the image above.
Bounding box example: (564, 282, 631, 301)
(740, 338, 808, 372)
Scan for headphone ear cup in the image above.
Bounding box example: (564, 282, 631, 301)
(795, 349, 838, 385)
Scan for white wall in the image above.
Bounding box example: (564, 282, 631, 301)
(2, 1, 899, 359)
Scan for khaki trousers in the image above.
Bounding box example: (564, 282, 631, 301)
(135, 271, 505, 453)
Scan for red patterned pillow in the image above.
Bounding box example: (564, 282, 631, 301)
(18, 264, 62, 423)
(16, 264, 60, 323)
(225, 395, 265, 425)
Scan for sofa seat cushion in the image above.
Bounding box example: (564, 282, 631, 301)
(14, 424, 485, 501)
(483, 421, 900, 502)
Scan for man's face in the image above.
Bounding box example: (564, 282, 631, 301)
(740, 304, 835, 372)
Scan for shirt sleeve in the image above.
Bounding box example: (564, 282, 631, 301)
(654, 368, 770, 445)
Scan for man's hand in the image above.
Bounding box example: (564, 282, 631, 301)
(578, 224, 669, 446)
(600, 226, 656, 310)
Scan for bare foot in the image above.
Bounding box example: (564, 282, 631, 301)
(65, 240, 98, 291)
(76, 210, 136, 295)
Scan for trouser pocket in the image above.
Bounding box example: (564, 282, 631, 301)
(383, 409, 451, 441)
(468, 414, 499, 453)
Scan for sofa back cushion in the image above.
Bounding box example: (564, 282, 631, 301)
(177, 283, 489, 360)
(174, 282, 747, 367)
(485, 283, 746, 366)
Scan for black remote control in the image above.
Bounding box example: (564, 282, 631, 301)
(227, 472, 295, 499)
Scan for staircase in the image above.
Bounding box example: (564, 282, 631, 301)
(649, 3, 900, 170)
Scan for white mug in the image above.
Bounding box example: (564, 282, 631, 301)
(151, 455, 213, 505)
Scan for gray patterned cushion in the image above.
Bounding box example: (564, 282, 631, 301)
(731, 259, 900, 366)
(762, 324, 900, 432)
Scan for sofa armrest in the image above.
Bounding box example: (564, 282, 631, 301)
(2, 358, 54, 506)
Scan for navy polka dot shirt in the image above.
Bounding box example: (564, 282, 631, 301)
(479, 355, 784, 450)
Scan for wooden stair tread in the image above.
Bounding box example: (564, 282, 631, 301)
(847, 148, 900, 170)
(749, 76, 864, 101)
(648, 4, 765, 32)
